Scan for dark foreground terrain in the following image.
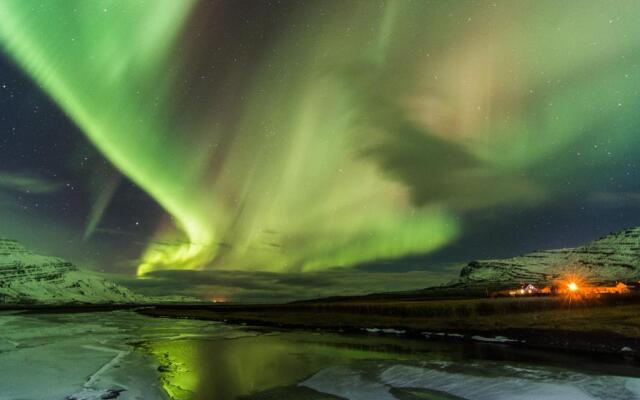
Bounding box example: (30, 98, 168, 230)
(137, 292, 640, 357)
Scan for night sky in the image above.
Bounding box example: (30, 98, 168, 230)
(1, 1, 640, 301)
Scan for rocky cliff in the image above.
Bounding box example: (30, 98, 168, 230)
(458, 227, 640, 288)
(0, 238, 144, 304)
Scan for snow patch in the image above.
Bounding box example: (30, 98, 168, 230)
(364, 328, 406, 335)
(300, 366, 395, 400)
(624, 378, 640, 397)
(380, 365, 596, 400)
(471, 335, 519, 343)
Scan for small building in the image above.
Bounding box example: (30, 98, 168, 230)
(506, 283, 542, 296)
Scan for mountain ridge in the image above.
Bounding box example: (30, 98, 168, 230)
(0, 238, 200, 305)
(456, 226, 640, 288)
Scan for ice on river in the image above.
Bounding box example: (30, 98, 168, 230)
(301, 362, 640, 400)
(2, 310, 640, 400)
(0, 310, 227, 400)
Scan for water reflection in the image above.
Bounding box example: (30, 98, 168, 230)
(149, 332, 420, 399)
(146, 329, 640, 400)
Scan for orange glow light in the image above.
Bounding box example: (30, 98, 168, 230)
(567, 282, 578, 292)
(211, 297, 227, 303)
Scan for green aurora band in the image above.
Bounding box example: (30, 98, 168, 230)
(1, 1, 640, 276)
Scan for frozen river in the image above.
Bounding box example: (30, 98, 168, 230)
(0, 310, 639, 399)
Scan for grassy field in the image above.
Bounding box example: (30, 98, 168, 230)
(137, 292, 640, 355)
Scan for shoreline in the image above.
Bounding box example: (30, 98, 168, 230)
(135, 303, 640, 359)
(4, 294, 640, 359)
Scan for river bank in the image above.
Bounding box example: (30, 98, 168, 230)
(136, 294, 640, 358)
(1, 309, 639, 399)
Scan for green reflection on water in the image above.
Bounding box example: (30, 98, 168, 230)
(148, 331, 430, 400)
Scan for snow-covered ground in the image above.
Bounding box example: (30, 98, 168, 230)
(0, 310, 222, 400)
(301, 362, 640, 400)
(1, 311, 640, 400)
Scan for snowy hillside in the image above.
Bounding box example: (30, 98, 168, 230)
(0, 238, 144, 304)
(458, 227, 640, 287)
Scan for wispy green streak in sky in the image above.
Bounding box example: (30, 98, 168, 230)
(2, 1, 640, 277)
(0, 0, 213, 271)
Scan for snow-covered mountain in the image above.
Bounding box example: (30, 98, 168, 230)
(458, 227, 640, 288)
(0, 238, 144, 304)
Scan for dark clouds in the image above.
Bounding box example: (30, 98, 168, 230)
(119, 264, 461, 303)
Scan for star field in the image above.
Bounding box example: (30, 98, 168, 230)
(1, 1, 640, 300)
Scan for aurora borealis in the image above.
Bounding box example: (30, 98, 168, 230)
(2, 1, 640, 300)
